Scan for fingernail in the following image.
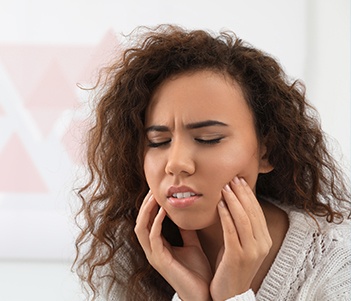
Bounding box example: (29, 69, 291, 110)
(219, 200, 225, 207)
(233, 176, 240, 184)
(224, 184, 231, 192)
(240, 178, 247, 185)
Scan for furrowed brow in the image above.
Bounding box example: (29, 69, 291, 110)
(145, 120, 228, 132)
(145, 125, 170, 133)
(186, 120, 228, 129)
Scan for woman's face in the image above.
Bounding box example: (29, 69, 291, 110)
(143, 70, 272, 230)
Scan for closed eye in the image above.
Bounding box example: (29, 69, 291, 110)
(147, 139, 171, 148)
(195, 137, 223, 145)
(147, 137, 224, 147)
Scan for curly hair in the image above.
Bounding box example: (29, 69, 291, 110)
(74, 25, 350, 301)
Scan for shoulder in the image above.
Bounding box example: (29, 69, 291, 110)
(284, 205, 351, 271)
(260, 197, 351, 267)
(288, 206, 351, 244)
(266, 198, 351, 240)
(265, 198, 351, 266)
(257, 200, 351, 300)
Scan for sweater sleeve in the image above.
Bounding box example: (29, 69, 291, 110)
(223, 289, 256, 301)
(172, 289, 256, 301)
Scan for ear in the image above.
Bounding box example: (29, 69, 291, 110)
(258, 143, 274, 174)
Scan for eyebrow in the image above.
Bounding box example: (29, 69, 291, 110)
(145, 120, 228, 133)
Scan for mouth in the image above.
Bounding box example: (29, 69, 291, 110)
(166, 186, 202, 208)
(170, 192, 197, 199)
(167, 185, 200, 195)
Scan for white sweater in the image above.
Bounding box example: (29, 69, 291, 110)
(172, 205, 351, 301)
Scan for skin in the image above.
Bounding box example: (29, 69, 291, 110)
(135, 70, 281, 300)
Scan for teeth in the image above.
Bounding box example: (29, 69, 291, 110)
(172, 192, 196, 199)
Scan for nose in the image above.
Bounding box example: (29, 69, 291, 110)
(165, 139, 195, 176)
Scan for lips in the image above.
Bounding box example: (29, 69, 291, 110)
(167, 185, 200, 197)
(172, 192, 196, 199)
(167, 186, 202, 208)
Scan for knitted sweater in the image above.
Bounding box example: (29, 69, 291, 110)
(172, 205, 351, 301)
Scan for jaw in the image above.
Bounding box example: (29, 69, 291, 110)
(165, 207, 220, 231)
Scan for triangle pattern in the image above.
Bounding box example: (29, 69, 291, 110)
(26, 60, 79, 109)
(0, 44, 94, 103)
(25, 60, 81, 137)
(29, 109, 63, 138)
(54, 45, 96, 86)
(79, 29, 121, 85)
(61, 118, 88, 165)
(0, 134, 48, 193)
(0, 45, 56, 102)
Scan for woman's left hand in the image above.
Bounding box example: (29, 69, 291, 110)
(210, 177, 272, 301)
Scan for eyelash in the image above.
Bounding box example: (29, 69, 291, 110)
(147, 138, 223, 148)
(147, 140, 171, 148)
(195, 138, 223, 145)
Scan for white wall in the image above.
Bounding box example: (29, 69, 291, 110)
(304, 0, 350, 172)
(0, 0, 349, 300)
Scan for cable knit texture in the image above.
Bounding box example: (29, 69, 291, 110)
(172, 205, 351, 301)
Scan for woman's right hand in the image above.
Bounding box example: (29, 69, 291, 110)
(134, 191, 213, 301)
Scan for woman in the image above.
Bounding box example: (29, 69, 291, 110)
(74, 25, 350, 300)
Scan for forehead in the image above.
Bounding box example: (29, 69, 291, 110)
(146, 70, 253, 126)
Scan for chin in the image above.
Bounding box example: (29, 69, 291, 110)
(175, 223, 204, 231)
(169, 213, 218, 231)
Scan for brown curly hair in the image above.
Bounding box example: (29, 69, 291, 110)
(74, 25, 350, 301)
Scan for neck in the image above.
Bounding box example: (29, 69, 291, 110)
(197, 221, 224, 273)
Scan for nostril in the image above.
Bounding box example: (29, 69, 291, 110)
(165, 159, 195, 176)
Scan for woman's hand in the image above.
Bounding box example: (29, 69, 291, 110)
(134, 191, 212, 301)
(210, 177, 272, 301)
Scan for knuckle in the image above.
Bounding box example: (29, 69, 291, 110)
(149, 231, 157, 240)
(258, 247, 269, 257)
(146, 255, 156, 266)
(258, 242, 271, 257)
(247, 208, 257, 218)
(134, 225, 139, 234)
(245, 250, 258, 261)
(266, 237, 273, 248)
(226, 226, 237, 236)
(237, 214, 250, 227)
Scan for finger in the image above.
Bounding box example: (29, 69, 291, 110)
(240, 178, 270, 238)
(149, 207, 168, 253)
(136, 190, 153, 224)
(230, 178, 269, 240)
(134, 194, 158, 251)
(138, 194, 159, 229)
(217, 198, 240, 247)
(234, 178, 264, 218)
(222, 183, 254, 247)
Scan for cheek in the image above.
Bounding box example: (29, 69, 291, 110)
(210, 151, 240, 178)
(210, 147, 260, 188)
(143, 154, 163, 191)
(143, 155, 155, 183)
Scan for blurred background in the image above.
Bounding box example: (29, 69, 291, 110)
(0, 0, 349, 300)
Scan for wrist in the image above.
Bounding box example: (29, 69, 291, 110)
(177, 292, 212, 301)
